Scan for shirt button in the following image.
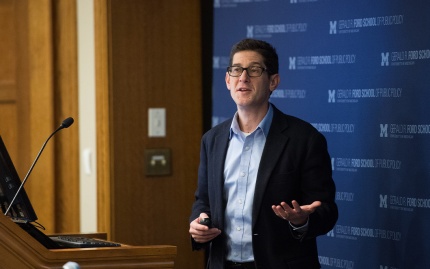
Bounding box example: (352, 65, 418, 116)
(245, 146, 250, 151)
(240, 172, 246, 177)
(236, 227, 241, 231)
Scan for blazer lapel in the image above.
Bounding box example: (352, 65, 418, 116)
(212, 123, 231, 226)
(252, 109, 290, 227)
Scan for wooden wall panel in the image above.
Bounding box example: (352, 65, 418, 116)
(13, 0, 57, 231)
(0, 105, 18, 154)
(0, 0, 18, 157)
(0, 0, 79, 234)
(52, 0, 80, 233)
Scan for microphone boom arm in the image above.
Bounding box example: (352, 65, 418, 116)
(4, 117, 74, 216)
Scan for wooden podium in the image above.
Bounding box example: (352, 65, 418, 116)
(0, 214, 177, 269)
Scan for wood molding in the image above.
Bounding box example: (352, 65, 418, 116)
(94, 0, 112, 236)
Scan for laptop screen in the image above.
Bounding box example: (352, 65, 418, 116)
(0, 136, 37, 222)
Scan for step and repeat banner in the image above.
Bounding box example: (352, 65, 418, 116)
(211, 0, 430, 268)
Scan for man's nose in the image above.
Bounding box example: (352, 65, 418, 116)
(239, 69, 250, 81)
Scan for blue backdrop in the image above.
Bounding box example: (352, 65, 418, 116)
(212, 0, 430, 268)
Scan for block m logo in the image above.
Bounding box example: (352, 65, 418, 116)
(213, 57, 220, 69)
(329, 21, 337, 34)
(289, 57, 296, 70)
(381, 52, 389, 66)
(380, 124, 388, 137)
(328, 90, 336, 103)
(246, 26, 254, 38)
(379, 194, 388, 208)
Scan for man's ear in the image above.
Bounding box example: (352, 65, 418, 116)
(225, 72, 231, 90)
(269, 74, 280, 91)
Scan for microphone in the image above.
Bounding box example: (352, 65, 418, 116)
(4, 117, 75, 216)
(61, 117, 74, 129)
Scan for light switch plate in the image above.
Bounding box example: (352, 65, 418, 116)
(148, 108, 166, 137)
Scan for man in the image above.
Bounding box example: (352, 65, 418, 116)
(189, 38, 338, 269)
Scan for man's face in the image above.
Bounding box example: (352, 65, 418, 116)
(225, 50, 279, 110)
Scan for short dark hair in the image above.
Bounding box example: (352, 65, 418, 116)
(229, 38, 279, 76)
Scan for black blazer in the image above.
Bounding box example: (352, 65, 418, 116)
(190, 105, 338, 269)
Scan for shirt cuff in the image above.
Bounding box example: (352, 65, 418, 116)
(289, 218, 309, 233)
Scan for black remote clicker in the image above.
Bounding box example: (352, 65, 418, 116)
(199, 218, 213, 228)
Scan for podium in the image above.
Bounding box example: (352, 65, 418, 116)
(0, 214, 177, 269)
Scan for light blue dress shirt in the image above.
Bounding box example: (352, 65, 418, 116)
(224, 104, 273, 262)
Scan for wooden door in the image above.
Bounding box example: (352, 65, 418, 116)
(94, 0, 205, 268)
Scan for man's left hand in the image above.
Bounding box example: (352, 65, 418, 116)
(272, 200, 321, 226)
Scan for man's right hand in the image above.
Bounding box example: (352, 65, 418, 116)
(189, 213, 221, 243)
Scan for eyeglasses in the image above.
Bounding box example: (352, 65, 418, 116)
(226, 66, 267, 77)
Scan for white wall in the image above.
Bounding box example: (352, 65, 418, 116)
(77, 0, 97, 233)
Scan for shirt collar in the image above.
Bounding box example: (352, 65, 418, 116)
(229, 103, 273, 139)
